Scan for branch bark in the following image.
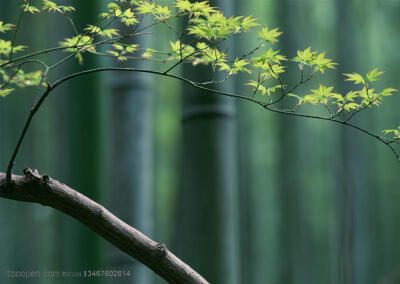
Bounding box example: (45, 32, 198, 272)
(0, 170, 208, 284)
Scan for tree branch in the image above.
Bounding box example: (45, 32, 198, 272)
(0, 170, 208, 284)
(7, 67, 399, 183)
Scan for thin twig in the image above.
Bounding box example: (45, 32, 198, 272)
(268, 70, 315, 106)
(6, 84, 52, 183)
(9, 3, 28, 62)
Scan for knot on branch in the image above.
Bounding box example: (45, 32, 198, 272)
(155, 243, 167, 258)
(23, 168, 41, 180)
(23, 168, 50, 185)
(42, 175, 50, 183)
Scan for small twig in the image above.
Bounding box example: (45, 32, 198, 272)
(268, 70, 315, 106)
(62, 12, 79, 36)
(92, 52, 172, 63)
(265, 61, 286, 104)
(225, 42, 264, 63)
(6, 84, 52, 184)
(192, 75, 230, 86)
(300, 63, 304, 83)
(163, 48, 204, 74)
(164, 19, 183, 40)
(252, 71, 262, 98)
(9, 3, 28, 62)
(343, 88, 383, 123)
(33, 67, 50, 107)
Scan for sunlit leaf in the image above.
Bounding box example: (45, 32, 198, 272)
(366, 68, 384, 83)
(343, 72, 365, 85)
(257, 25, 282, 43)
(0, 88, 14, 98)
(0, 21, 15, 33)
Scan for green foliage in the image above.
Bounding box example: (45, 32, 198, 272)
(106, 43, 138, 61)
(0, 39, 26, 56)
(59, 35, 95, 64)
(23, 3, 41, 14)
(0, 22, 15, 33)
(246, 80, 268, 96)
(383, 127, 400, 139)
(85, 25, 120, 39)
(218, 58, 251, 75)
(0, 88, 14, 97)
(293, 47, 337, 73)
(142, 48, 157, 59)
(195, 42, 225, 63)
(169, 40, 195, 59)
(120, 8, 139, 26)
(135, 1, 156, 15)
(366, 68, 384, 83)
(0, 67, 42, 98)
(245, 79, 281, 97)
(253, 48, 287, 65)
(0, 0, 398, 147)
(41, 0, 75, 14)
(339, 69, 397, 112)
(187, 13, 242, 40)
(169, 40, 227, 66)
(59, 35, 95, 51)
(302, 85, 342, 105)
(257, 25, 282, 43)
(240, 16, 259, 31)
(8, 70, 43, 87)
(292, 67, 398, 117)
(344, 72, 365, 85)
(176, 0, 217, 18)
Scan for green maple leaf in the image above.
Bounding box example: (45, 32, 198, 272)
(257, 25, 282, 43)
(0, 21, 15, 33)
(0, 88, 14, 98)
(344, 72, 365, 85)
(366, 68, 384, 83)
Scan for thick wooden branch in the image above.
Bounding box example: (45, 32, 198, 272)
(0, 170, 208, 284)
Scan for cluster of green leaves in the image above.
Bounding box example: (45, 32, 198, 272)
(0, 18, 38, 97)
(187, 13, 254, 40)
(0, 21, 15, 33)
(293, 47, 337, 73)
(343, 70, 397, 108)
(290, 68, 397, 117)
(0, 39, 26, 58)
(0, 68, 43, 97)
(383, 127, 400, 139)
(0, 0, 399, 142)
(41, 0, 75, 13)
(244, 47, 286, 96)
(106, 43, 138, 61)
(169, 40, 227, 66)
(297, 85, 342, 106)
(59, 35, 95, 64)
(0, 0, 82, 97)
(0, 18, 26, 63)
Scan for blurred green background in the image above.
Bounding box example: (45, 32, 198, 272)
(1, 0, 400, 283)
